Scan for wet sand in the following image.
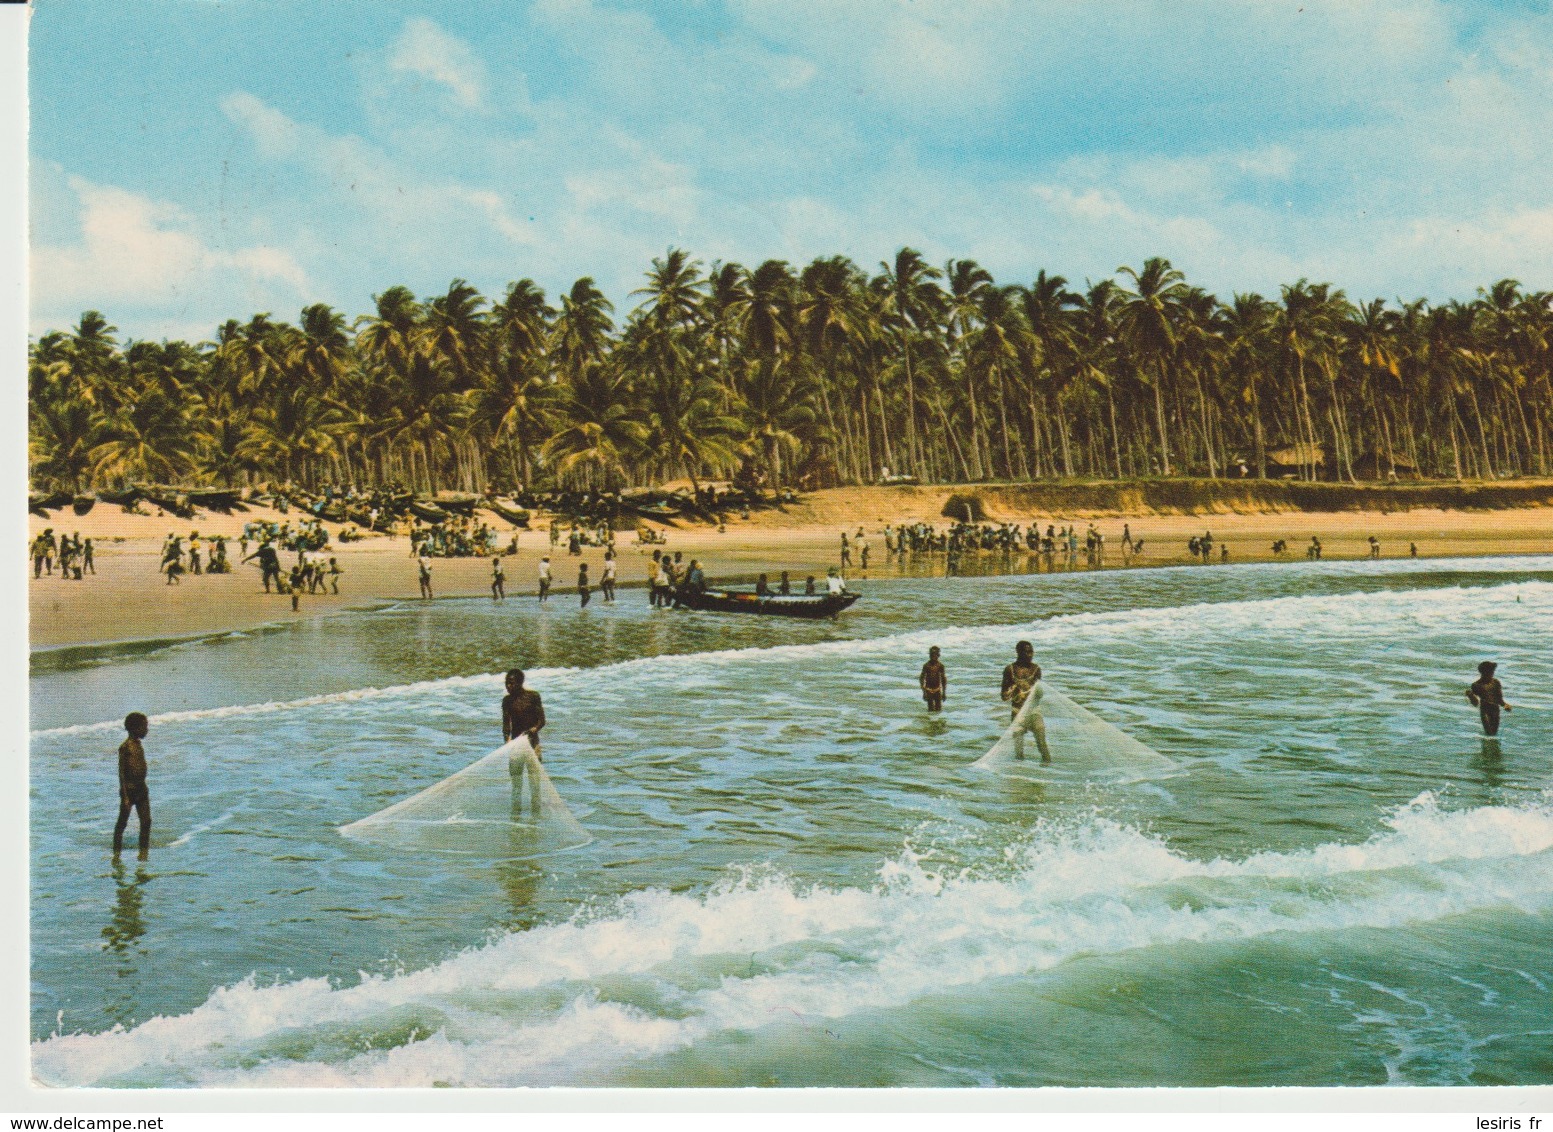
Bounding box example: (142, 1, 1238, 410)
(27, 491, 1553, 650)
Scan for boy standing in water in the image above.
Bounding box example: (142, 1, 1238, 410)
(537, 555, 552, 602)
(1467, 661, 1512, 736)
(1001, 640, 1051, 762)
(920, 647, 946, 712)
(502, 669, 547, 759)
(113, 712, 152, 857)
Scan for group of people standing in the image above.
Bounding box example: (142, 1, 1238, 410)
(31, 528, 94, 580)
(159, 531, 232, 583)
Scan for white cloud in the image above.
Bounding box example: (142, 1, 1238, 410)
(386, 17, 487, 110)
(31, 170, 310, 337)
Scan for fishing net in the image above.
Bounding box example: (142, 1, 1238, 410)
(971, 680, 1176, 781)
(339, 737, 592, 858)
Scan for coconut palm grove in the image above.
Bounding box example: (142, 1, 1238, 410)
(28, 249, 1553, 496)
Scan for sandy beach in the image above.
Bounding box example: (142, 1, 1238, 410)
(27, 485, 1553, 650)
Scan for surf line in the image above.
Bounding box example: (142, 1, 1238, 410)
(33, 580, 1553, 741)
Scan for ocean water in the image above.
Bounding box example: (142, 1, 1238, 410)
(28, 556, 1553, 1088)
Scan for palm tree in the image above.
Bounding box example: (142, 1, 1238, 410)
(876, 248, 943, 476)
(1222, 293, 1275, 478)
(944, 258, 994, 478)
(540, 362, 644, 489)
(475, 279, 556, 486)
(1117, 258, 1189, 475)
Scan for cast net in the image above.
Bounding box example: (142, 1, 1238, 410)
(339, 737, 592, 858)
(971, 680, 1176, 781)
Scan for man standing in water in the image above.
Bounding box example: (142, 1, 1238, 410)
(1467, 661, 1512, 737)
(919, 646, 946, 712)
(537, 554, 552, 602)
(113, 712, 152, 857)
(417, 552, 433, 600)
(502, 669, 547, 759)
(577, 561, 591, 608)
(1001, 640, 1051, 762)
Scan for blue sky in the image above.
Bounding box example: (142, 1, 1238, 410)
(28, 0, 1553, 341)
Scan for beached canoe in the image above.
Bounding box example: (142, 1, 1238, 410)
(409, 499, 451, 523)
(72, 494, 96, 516)
(485, 500, 531, 527)
(672, 587, 860, 619)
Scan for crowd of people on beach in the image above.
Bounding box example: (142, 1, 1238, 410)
(409, 515, 512, 559)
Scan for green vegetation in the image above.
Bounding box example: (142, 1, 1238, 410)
(27, 252, 1553, 494)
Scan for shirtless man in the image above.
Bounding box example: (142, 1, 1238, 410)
(502, 669, 547, 759)
(1467, 661, 1512, 737)
(919, 646, 946, 712)
(113, 712, 152, 857)
(1001, 640, 1051, 762)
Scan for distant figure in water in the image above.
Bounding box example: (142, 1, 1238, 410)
(417, 553, 433, 600)
(577, 562, 591, 608)
(756, 573, 771, 596)
(113, 711, 152, 857)
(804, 575, 817, 595)
(1410, 542, 1419, 558)
(1467, 661, 1511, 737)
(502, 668, 547, 759)
(919, 646, 946, 712)
(537, 555, 552, 602)
(779, 571, 791, 595)
(1001, 640, 1051, 763)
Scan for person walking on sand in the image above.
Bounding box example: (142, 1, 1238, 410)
(83, 537, 95, 574)
(491, 555, 505, 601)
(113, 712, 152, 857)
(328, 557, 343, 595)
(1001, 640, 1051, 763)
(417, 553, 433, 600)
(920, 646, 946, 712)
(1368, 536, 1381, 559)
(1121, 524, 1134, 553)
(1467, 661, 1512, 737)
(255, 541, 282, 593)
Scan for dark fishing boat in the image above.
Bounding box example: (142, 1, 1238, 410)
(672, 587, 860, 619)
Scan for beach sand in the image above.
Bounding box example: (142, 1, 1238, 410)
(27, 486, 1553, 650)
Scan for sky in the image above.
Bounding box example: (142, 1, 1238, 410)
(26, 0, 1553, 342)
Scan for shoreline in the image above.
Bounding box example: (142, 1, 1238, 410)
(26, 484, 1553, 651)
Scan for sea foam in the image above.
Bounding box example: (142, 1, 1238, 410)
(33, 792, 1553, 1088)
